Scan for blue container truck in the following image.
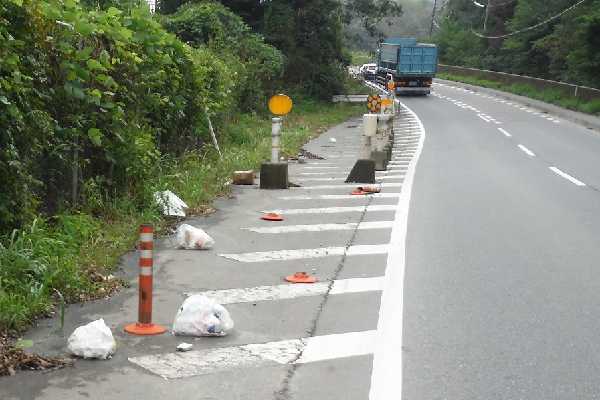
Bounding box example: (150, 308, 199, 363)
(376, 37, 438, 95)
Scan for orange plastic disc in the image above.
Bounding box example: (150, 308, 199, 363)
(124, 323, 167, 336)
(261, 212, 284, 221)
(285, 272, 317, 284)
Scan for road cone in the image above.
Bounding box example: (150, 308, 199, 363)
(285, 272, 317, 283)
(261, 212, 284, 221)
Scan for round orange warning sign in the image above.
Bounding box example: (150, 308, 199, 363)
(268, 94, 293, 116)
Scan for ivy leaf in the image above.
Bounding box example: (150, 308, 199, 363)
(86, 59, 106, 72)
(87, 128, 102, 146)
(0, 96, 10, 105)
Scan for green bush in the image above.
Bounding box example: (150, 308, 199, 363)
(0, 0, 235, 231)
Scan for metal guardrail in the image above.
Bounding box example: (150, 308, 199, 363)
(332, 94, 369, 103)
(438, 64, 600, 102)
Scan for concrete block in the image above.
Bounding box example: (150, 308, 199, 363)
(345, 159, 375, 183)
(260, 162, 288, 189)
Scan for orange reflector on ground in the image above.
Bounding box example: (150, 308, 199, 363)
(357, 185, 381, 193)
(261, 212, 284, 221)
(285, 272, 317, 284)
(124, 322, 167, 336)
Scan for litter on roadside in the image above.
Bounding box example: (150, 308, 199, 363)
(67, 319, 116, 360)
(172, 295, 234, 337)
(356, 185, 381, 194)
(329, 137, 337, 143)
(175, 224, 215, 250)
(176, 343, 193, 352)
(153, 190, 188, 217)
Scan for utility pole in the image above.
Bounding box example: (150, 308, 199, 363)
(483, 0, 490, 32)
(429, 0, 438, 37)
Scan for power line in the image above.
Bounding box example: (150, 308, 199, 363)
(472, 0, 590, 39)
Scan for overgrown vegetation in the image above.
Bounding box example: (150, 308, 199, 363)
(0, 0, 366, 336)
(434, 0, 600, 89)
(438, 72, 600, 115)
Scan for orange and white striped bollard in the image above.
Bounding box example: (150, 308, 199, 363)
(124, 224, 167, 335)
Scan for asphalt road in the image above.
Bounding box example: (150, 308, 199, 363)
(2, 81, 600, 400)
(402, 82, 600, 399)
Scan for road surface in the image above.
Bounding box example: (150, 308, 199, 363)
(2, 81, 600, 400)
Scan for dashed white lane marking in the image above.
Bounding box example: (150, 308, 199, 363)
(293, 183, 402, 190)
(517, 144, 535, 157)
(219, 244, 388, 262)
(244, 220, 394, 233)
(129, 330, 377, 379)
(549, 167, 586, 186)
(262, 204, 396, 215)
(370, 102, 425, 400)
(277, 193, 400, 200)
(478, 114, 491, 122)
(186, 276, 384, 305)
(498, 128, 512, 137)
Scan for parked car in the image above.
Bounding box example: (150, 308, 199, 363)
(361, 63, 377, 81)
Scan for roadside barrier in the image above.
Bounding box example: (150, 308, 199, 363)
(346, 94, 396, 183)
(124, 224, 167, 336)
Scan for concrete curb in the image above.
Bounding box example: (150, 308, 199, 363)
(435, 78, 600, 134)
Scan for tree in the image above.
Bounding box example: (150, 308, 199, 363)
(343, 0, 403, 39)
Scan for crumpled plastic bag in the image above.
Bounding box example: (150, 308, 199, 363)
(172, 295, 234, 337)
(154, 190, 188, 217)
(175, 224, 215, 250)
(67, 319, 116, 360)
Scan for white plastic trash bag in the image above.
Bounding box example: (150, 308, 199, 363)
(175, 224, 215, 250)
(172, 295, 234, 337)
(67, 319, 116, 360)
(154, 190, 188, 217)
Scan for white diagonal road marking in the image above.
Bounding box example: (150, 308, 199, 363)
(219, 244, 388, 262)
(244, 220, 394, 233)
(129, 330, 377, 379)
(186, 276, 384, 305)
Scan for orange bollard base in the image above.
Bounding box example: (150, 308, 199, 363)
(124, 322, 167, 336)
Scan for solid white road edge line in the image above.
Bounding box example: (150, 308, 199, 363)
(243, 220, 395, 233)
(185, 276, 384, 305)
(369, 102, 426, 400)
(219, 244, 389, 262)
(517, 144, 536, 157)
(549, 167, 586, 186)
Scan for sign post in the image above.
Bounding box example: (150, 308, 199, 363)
(261, 94, 293, 189)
